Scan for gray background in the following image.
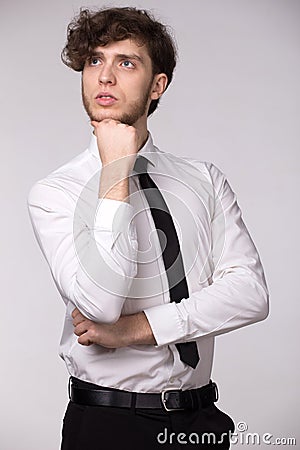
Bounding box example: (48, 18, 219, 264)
(1, 0, 299, 449)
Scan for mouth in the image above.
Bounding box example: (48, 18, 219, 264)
(95, 93, 117, 106)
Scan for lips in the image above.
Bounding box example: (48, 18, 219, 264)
(95, 92, 117, 106)
(96, 92, 117, 100)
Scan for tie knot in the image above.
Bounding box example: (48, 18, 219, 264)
(133, 155, 149, 175)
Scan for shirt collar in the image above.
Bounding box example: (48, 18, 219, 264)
(88, 131, 158, 167)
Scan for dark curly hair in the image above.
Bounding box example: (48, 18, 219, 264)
(61, 7, 177, 115)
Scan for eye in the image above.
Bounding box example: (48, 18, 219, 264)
(121, 60, 135, 68)
(89, 57, 101, 66)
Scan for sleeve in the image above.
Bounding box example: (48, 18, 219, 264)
(27, 180, 138, 323)
(144, 163, 269, 346)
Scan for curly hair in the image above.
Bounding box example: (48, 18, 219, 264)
(61, 7, 177, 115)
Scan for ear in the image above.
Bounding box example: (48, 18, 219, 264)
(150, 73, 168, 100)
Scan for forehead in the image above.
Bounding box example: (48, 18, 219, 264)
(92, 38, 151, 61)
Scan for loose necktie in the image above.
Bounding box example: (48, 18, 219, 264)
(134, 156, 200, 369)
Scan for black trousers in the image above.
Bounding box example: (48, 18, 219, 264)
(61, 386, 234, 450)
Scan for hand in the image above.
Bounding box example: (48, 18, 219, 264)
(92, 119, 139, 201)
(72, 308, 156, 348)
(91, 119, 138, 170)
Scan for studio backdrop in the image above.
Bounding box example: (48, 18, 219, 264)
(1, 0, 299, 449)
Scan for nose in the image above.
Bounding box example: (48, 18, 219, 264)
(98, 63, 116, 85)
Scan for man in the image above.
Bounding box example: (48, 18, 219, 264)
(27, 7, 269, 450)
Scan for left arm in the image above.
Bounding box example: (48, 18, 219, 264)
(144, 163, 269, 347)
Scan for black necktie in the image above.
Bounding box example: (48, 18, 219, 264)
(134, 156, 200, 369)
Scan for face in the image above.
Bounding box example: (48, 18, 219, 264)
(82, 39, 167, 127)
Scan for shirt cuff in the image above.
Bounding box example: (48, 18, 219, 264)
(144, 302, 185, 347)
(93, 198, 136, 237)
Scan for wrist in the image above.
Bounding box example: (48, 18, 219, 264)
(128, 312, 156, 346)
(99, 165, 130, 201)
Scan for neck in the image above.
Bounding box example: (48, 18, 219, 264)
(133, 115, 149, 151)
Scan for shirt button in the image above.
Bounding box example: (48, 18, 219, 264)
(169, 378, 175, 383)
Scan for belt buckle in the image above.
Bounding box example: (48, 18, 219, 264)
(161, 389, 184, 412)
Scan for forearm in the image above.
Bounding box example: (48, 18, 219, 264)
(99, 161, 132, 202)
(144, 268, 269, 347)
(125, 312, 157, 346)
(73, 309, 157, 348)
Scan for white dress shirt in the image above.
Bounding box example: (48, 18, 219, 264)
(27, 133, 269, 393)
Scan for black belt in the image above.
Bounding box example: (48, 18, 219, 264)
(69, 377, 218, 412)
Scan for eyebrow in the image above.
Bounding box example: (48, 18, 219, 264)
(91, 51, 144, 64)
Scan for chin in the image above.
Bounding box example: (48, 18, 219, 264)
(91, 111, 121, 122)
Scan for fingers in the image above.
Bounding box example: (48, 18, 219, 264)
(74, 321, 93, 346)
(72, 314, 86, 327)
(91, 119, 122, 128)
(71, 308, 98, 346)
(72, 309, 94, 346)
(74, 321, 89, 337)
(71, 308, 86, 325)
(71, 307, 80, 319)
(78, 333, 92, 346)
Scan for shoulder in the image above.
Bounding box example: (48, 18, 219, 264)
(27, 147, 95, 208)
(158, 147, 227, 189)
(179, 155, 225, 177)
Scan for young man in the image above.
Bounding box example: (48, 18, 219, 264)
(28, 7, 269, 450)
